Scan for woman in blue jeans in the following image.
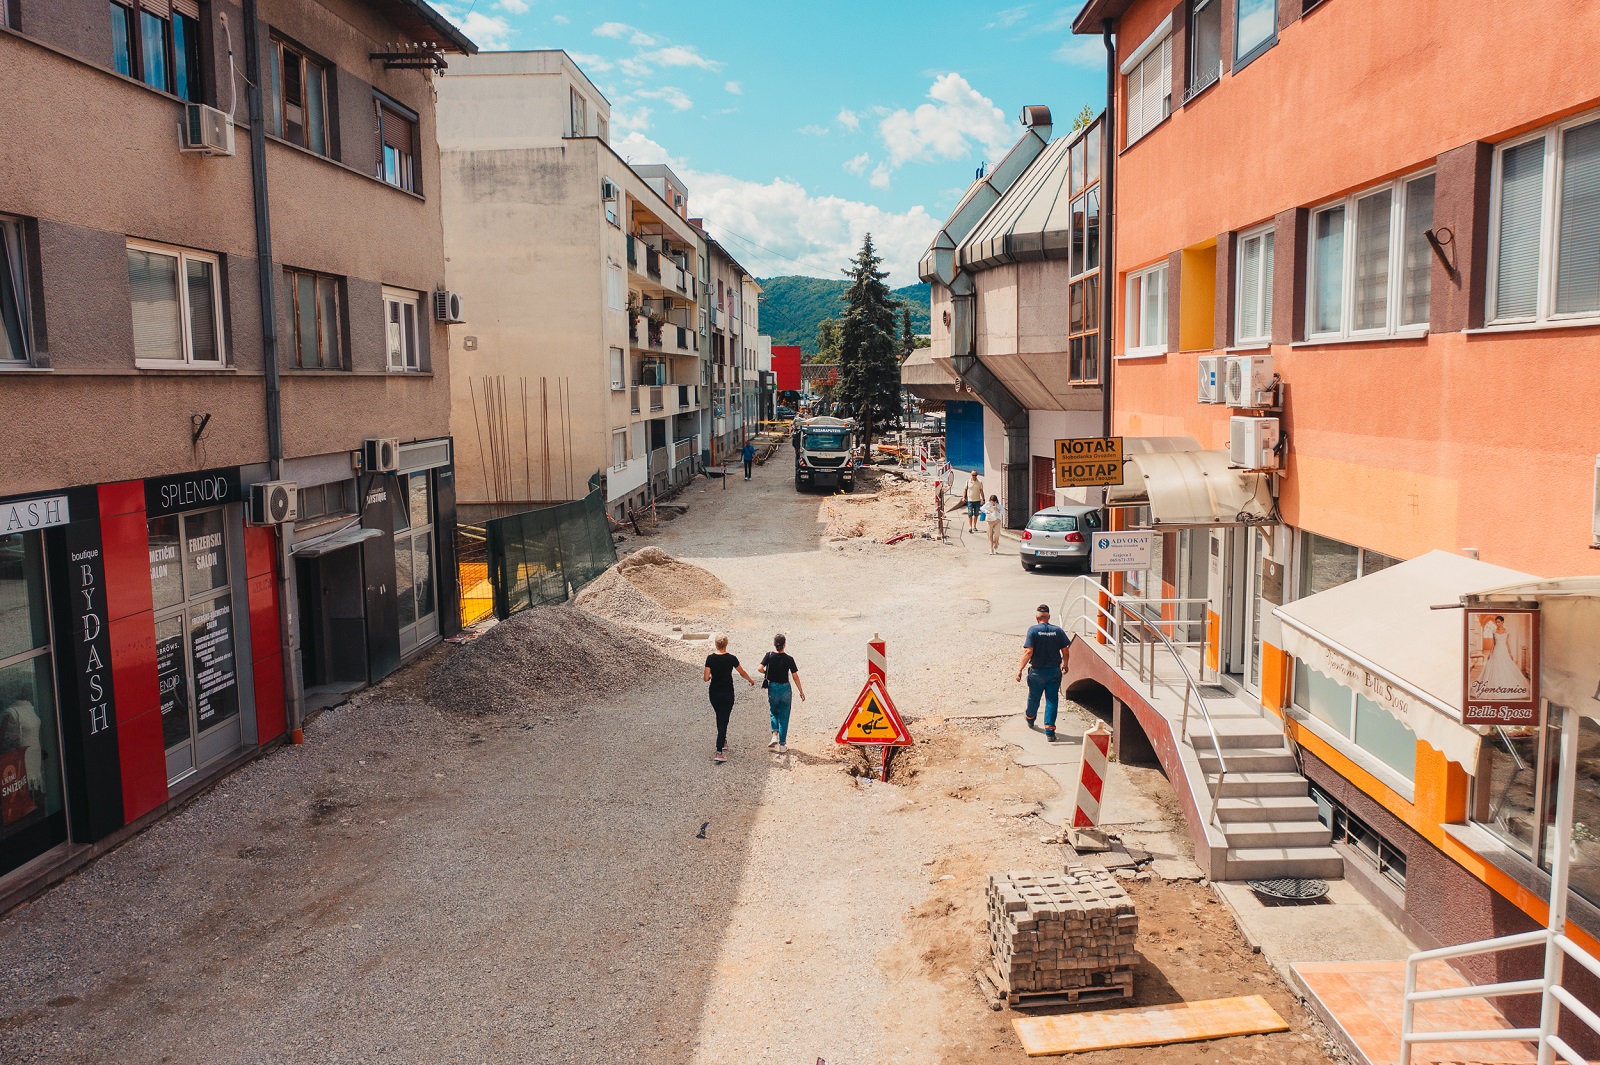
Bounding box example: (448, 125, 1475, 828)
(759, 634, 806, 754)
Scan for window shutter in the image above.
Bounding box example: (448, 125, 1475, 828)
(140, 0, 170, 14)
(1158, 35, 1172, 122)
(1261, 231, 1275, 337)
(1352, 189, 1392, 331)
(1494, 137, 1546, 319)
(1239, 234, 1262, 340)
(171, 0, 199, 17)
(1556, 118, 1600, 315)
(373, 98, 384, 178)
(381, 109, 414, 154)
(128, 248, 183, 361)
(1126, 67, 1144, 143)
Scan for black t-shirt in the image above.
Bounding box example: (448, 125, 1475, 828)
(761, 651, 798, 685)
(705, 653, 740, 692)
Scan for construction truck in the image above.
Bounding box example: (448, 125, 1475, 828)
(792, 416, 857, 492)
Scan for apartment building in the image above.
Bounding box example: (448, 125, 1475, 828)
(1072, 0, 1600, 1031)
(437, 55, 709, 520)
(0, 0, 469, 903)
(694, 232, 762, 461)
(919, 106, 1107, 527)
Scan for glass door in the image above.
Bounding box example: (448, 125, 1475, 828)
(1243, 527, 1268, 695)
(0, 531, 68, 876)
(393, 472, 438, 656)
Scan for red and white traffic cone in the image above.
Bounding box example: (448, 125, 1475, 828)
(1069, 720, 1113, 851)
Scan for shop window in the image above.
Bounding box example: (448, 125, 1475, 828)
(295, 480, 354, 522)
(286, 269, 343, 369)
(1307, 171, 1436, 340)
(1234, 0, 1276, 67)
(1297, 531, 1399, 598)
(1124, 24, 1171, 146)
(1235, 224, 1275, 345)
(1124, 263, 1168, 356)
(127, 240, 224, 367)
(268, 36, 330, 155)
(376, 99, 418, 192)
(1187, 0, 1222, 99)
(1489, 110, 1600, 325)
(1292, 659, 1418, 782)
(1311, 785, 1407, 889)
(392, 472, 439, 655)
(109, 2, 202, 101)
(0, 531, 67, 875)
(1, 216, 34, 364)
(382, 287, 421, 372)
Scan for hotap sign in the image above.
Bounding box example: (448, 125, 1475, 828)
(1054, 437, 1124, 488)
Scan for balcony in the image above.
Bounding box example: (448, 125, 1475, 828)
(645, 246, 661, 281)
(672, 437, 695, 465)
(626, 234, 636, 268)
(631, 385, 665, 414)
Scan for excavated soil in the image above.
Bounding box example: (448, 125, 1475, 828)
(575, 546, 729, 627)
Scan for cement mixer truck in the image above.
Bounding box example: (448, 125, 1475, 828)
(792, 416, 857, 492)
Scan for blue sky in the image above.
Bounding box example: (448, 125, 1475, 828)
(428, 2, 1108, 285)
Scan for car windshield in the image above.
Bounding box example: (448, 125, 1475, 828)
(803, 432, 847, 450)
(1027, 515, 1078, 532)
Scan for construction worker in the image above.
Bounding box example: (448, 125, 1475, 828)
(1016, 603, 1071, 742)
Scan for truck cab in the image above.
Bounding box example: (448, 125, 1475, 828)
(793, 416, 856, 492)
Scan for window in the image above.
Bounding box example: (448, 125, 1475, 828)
(393, 472, 439, 654)
(1310, 785, 1408, 890)
(612, 429, 628, 469)
(1235, 224, 1275, 345)
(268, 37, 329, 155)
(570, 87, 588, 137)
(1124, 263, 1168, 355)
(382, 287, 421, 372)
(110, 1, 202, 101)
(127, 241, 223, 366)
(294, 480, 354, 522)
(1307, 171, 1435, 339)
(376, 100, 417, 192)
(1, 217, 33, 364)
(607, 264, 624, 311)
(1187, 0, 1222, 99)
(1292, 660, 1418, 783)
(1297, 530, 1401, 598)
(1124, 27, 1171, 146)
(1068, 127, 1103, 383)
(286, 269, 342, 368)
(609, 347, 625, 391)
(1234, 0, 1276, 66)
(1488, 111, 1600, 325)
(111, 4, 135, 76)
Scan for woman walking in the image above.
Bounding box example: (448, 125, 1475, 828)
(758, 634, 806, 754)
(981, 494, 1002, 554)
(703, 634, 755, 763)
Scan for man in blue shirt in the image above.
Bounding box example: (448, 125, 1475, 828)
(1016, 603, 1071, 741)
(741, 440, 756, 480)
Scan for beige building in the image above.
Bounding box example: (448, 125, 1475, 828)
(694, 233, 762, 459)
(437, 52, 710, 520)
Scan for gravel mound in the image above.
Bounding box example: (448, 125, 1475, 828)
(576, 546, 728, 625)
(426, 604, 680, 716)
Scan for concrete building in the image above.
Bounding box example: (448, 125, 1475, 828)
(0, 0, 470, 904)
(919, 107, 1108, 527)
(1069, 0, 1600, 1044)
(437, 53, 709, 521)
(694, 233, 763, 461)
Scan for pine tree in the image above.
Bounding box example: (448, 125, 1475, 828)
(899, 308, 916, 363)
(834, 235, 901, 448)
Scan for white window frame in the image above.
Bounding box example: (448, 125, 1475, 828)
(1304, 168, 1435, 342)
(1, 215, 34, 365)
(609, 346, 625, 391)
(382, 286, 422, 372)
(128, 238, 226, 369)
(1486, 107, 1600, 328)
(1234, 222, 1275, 346)
(1122, 17, 1172, 147)
(1123, 262, 1169, 357)
(611, 428, 628, 469)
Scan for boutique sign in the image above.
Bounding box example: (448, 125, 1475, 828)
(145, 467, 241, 517)
(1463, 607, 1541, 726)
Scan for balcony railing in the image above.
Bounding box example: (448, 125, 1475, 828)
(672, 438, 694, 464)
(645, 246, 661, 280)
(626, 234, 636, 268)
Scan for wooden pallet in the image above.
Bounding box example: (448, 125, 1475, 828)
(976, 966, 1134, 1012)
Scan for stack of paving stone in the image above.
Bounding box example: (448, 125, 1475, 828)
(985, 866, 1138, 999)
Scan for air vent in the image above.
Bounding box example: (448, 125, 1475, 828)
(364, 437, 400, 473)
(247, 481, 298, 526)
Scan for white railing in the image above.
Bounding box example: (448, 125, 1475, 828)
(1400, 701, 1600, 1064)
(1060, 575, 1228, 825)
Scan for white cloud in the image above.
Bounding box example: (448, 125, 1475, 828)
(495, 0, 529, 13)
(620, 44, 723, 77)
(798, 124, 829, 137)
(843, 152, 870, 175)
(611, 106, 653, 133)
(985, 4, 1033, 29)
(568, 51, 614, 73)
(593, 21, 632, 38)
(837, 108, 861, 132)
(552, 14, 569, 24)
(430, 3, 516, 48)
(724, 80, 742, 95)
(869, 163, 891, 190)
(877, 73, 1012, 169)
(637, 86, 693, 111)
(1054, 37, 1104, 68)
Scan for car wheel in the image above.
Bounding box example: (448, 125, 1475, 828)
(794, 473, 803, 491)
(1021, 557, 1035, 572)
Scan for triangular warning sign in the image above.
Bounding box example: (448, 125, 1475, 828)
(835, 677, 912, 747)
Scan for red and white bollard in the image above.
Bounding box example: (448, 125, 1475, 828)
(1070, 720, 1113, 851)
(868, 634, 887, 684)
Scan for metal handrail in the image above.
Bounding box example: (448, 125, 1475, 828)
(1060, 576, 1229, 826)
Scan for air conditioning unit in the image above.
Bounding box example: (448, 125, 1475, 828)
(1197, 355, 1224, 404)
(433, 289, 465, 324)
(364, 437, 401, 473)
(247, 481, 298, 526)
(1230, 416, 1282, 471)
(1592, 454, 1600, 548)
(1224, 354, 1275, 408)
(181, 103, 235, 156)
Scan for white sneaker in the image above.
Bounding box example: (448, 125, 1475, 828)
(777, 744, 788, 754)
(768, 732, 780, 749)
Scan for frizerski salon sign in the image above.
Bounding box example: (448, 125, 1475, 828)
(1, 494, 70, 533)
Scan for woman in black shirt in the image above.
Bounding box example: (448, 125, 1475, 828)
(703, 634, 755, 763)
(758, 634, 805, 753)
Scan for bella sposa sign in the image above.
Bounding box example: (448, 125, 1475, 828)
(1462, 607, 1540, 726)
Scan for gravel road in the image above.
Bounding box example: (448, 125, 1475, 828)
(0, 459, 1340, 1065)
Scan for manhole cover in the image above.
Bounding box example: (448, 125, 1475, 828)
(1247, 877, 1329, 901)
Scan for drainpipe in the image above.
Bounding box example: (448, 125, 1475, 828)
(1101, 18, 1116, 444)
(241, 0, 305, 740)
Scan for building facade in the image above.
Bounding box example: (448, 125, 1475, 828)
(695, 233, 762, 461)
(0, 0, 468, 904)
(1073, 0, 1600, 1019)
(437, 55, 709, 521)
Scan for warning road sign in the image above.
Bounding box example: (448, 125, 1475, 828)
(835, 677, 912, 747)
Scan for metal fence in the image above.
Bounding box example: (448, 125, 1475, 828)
(483, 486, 616, 620)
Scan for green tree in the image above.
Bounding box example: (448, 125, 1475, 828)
(1071, 104, 1095, 131)
(815, 317, 842, 364)
(834, 235, 901, 447)
(899, 308, 916, 363)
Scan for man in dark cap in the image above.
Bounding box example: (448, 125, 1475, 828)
(1015, 603, 1071, 741)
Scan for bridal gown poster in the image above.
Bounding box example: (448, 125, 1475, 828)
(1463, 607, 1540, 725)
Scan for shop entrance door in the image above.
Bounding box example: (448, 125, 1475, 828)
(393, 472, 439, 657)
(1032, 457, 1055, 516)
(296, 545, 368, 699)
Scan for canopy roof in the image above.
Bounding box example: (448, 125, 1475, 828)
(1105, 438, 1273, 527)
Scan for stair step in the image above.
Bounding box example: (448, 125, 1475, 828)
(1225, 846, 1345, 881)
(1215, 795, 1321, 823)
(1222, 821, 1334, 849)
(1197, 747, 1297, 774)
(1214, 772, 1310, 798)
(1190, 727, 1287, 751)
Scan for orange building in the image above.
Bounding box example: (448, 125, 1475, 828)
(1070, 0, 1600, 1045)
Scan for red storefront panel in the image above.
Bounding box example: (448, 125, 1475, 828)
(246, 567, 286, 744)
(100, 482, 168, 822)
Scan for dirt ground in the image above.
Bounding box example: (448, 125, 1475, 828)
(0, 458, 1344, 1065)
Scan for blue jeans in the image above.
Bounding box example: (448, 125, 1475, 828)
(767, 682, 793, 744)
(1026, 667, 1062, 731)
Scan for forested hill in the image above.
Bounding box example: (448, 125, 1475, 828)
(758, 276, 931, 355)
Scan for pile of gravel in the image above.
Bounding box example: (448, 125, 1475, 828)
(575, 546, 728, 625)
(426, 604, 682, 716)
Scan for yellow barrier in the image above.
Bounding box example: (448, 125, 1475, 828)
(459, 562, 495, 626)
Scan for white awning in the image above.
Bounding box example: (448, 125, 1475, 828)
(1273, 550, 1535, 768)
(292, 526, 380, 557)
(1105, 442, 1274, 527)
(1464, 576, 1600, 722)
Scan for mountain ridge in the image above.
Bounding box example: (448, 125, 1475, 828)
(757, 275, 931, 355)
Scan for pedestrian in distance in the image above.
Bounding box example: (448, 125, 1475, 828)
(758, 634, 805, 754)
(981, 494, 1002, 555)
(704, 634, 755, 763)
(963, 469, 985, 532)
(1015, 603, 1072, 742)
(741, 439, 756, 480)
